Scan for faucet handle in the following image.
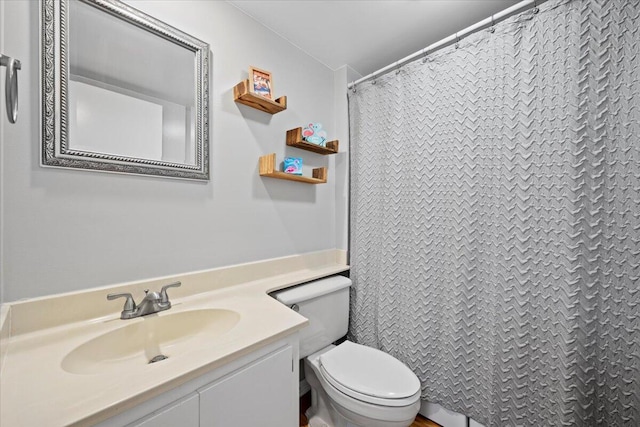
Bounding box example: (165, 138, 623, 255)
(160, 281, 181, 305)
(107, 293, 137, 316)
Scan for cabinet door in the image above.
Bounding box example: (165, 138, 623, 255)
(199, 345, 295, 427)
(127, 393, 199, 427)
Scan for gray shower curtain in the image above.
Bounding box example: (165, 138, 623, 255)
(348, 0, 639, 425)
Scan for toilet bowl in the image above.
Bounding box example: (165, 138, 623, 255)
(304, 342, 421, 427)
(271, 276, 422, 427)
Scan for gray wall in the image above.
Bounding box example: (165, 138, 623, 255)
(0, 0, 5, 304)
(1, 0, 344, 302)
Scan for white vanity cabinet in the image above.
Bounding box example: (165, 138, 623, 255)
(128, 394, 199, 427)
(98, 337, 299, 427)
(199, 345, 294, 426)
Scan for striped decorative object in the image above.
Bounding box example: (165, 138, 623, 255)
(348, 0, 639, 425)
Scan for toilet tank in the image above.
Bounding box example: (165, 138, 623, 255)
(272, 276, 351, 358)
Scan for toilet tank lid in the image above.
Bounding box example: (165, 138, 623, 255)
(272, 276, 351, 305)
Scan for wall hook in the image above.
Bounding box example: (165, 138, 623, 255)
(0, 54, 21, 124)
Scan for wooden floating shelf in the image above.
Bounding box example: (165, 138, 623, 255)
(233, 79, 287, 114)
(259, 153, 327, 184)
(286, 128, 339, 155)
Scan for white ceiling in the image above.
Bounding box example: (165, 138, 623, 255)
(227, 0, 520, 77)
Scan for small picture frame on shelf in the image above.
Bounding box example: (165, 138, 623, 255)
(249, 66, 273, 99)
(283, 157, 303, 175)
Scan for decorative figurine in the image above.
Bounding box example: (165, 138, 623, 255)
(302, 123, 327, 147)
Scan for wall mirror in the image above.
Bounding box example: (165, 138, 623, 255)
(41, 0, 210, 180)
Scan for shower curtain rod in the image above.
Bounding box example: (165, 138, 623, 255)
(347, 0, 547, 89)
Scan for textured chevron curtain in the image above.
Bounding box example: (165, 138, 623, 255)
(348, 0, 639, 425)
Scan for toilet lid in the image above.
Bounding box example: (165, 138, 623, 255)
(319, 341, 420, 401)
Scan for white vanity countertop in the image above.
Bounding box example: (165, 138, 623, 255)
(0, 249, 349, 427)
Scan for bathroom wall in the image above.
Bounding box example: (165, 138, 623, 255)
(0, 0, 6, 305)
(0, 0, 344, 302)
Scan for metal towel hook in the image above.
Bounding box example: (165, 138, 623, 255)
(0, 54, 21, 124)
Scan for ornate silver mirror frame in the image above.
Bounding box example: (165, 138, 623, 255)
(41, 0, 210, 180)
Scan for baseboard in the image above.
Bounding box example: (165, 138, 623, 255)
(420, 401, 485, 427)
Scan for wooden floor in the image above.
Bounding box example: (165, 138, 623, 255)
(411, 415, 442, 427)
(299, 393, 441, 427)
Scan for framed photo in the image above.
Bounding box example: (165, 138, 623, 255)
(249, 66, 273, 99)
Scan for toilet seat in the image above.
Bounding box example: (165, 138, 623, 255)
(319, 341, 421, 407)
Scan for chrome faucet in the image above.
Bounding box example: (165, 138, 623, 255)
(107, 281, 181, 319)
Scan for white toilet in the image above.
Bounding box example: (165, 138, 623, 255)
(273, 276, 421, 427)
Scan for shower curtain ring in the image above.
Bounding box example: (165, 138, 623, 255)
(351, 81, 356, 93)
(395, 62, 401, 75)
(421, 48, 428, 63)
(489, 15, 496, 33)
(455, 33, 460, 49)
(532, 0, 539, 14)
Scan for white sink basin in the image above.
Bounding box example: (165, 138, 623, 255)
(62, 309, 240, 375)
